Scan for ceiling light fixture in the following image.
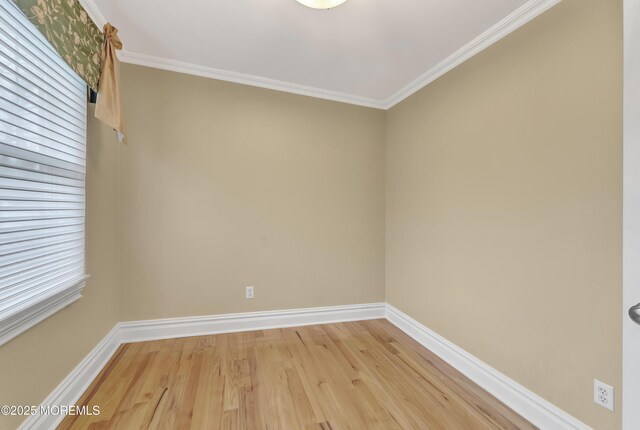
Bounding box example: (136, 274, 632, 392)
(295, 0, 348, 9)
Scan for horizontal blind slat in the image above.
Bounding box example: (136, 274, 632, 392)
(0, 254, 84, 290)
(0, 176, 85, 195)
(0, 76, 85, 125)
(0, 113, 86, 160)
(0, 209, 85, 222)
(0, 231, 84, 255)
(0, 272, 85, 318)
(0, 273, 86, 318)
(0, 217, 84, 234)
(0, 188, 85, 202)
(0, 241, 83, 267)
(0, 2, 83, 85)
(0, 0, 86, 328)
(0, 165, 84, 187)
(0, 155, 84, 181)
(0, 141, 85, 174)
(0, 263, 85, 304)
(0, 247, 83, 278)
(0, 200, 85, 211)
(0, 57, 85, 116)
(0, 88, 87, 144)
(0, 224, 84, 245)
(0, 23, 85, 98)
(0, 98, 85, 149)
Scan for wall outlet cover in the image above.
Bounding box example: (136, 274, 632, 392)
(594, 379, 614, 412)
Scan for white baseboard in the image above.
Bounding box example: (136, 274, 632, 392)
(19, 302, 588, 430)
(17, 303, 384, 429)
(118, 303, 387, 343)
(18, 325, 121, 430)
(385, 303, 591, 430)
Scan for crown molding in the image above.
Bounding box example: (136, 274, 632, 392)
(381, 0, 562, 109)
(79, 0, 561, 110)
(118, 50, 387, 109)
(77, 0, 107, 29)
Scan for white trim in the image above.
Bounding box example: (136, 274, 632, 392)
(17, 325, 121, 430)
(118, 302, 386, 343)
(15, 303, 384, 429)
(117, 0, 561, 110)
(79, 0, 381, 108)
(18, 302, 590, 430)
(0, 278, 86, 346)
(79, 0, 560, 110)
(117, 51, 386, 110)
(623, 0, 640, 428)
(385, 303, 591, 430)
(77, 0, 107, 28)
(381, 0, 562, 109)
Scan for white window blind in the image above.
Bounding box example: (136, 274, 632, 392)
(0, 1, 87, 345)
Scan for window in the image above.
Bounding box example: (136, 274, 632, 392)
(0, 1, 87, 345)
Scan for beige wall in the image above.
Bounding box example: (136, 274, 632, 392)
(0, 107, 122, 429)
(385, 0, 622, 429)
(0, 1, 624, 426)
(118, 64, 386, 321)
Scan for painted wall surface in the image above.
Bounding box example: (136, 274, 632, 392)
(118, 64, 386, 321)
(385, 0, 622, 429)
(0, 108, 122, 429)
(0, 1, 625, 427)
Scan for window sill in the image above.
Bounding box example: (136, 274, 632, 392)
(0, 276, 87, 346)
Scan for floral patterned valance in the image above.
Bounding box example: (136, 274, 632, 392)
(13, 0, 103, 90)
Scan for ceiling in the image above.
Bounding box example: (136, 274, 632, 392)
(83, 0, 559, 109)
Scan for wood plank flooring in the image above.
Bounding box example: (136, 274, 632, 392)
(58, 319, 536, 429)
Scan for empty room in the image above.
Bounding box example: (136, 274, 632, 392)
(0, 0, 637, 429)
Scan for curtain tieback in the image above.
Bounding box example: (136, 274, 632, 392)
(95, 23, 126, 142)
(103, 23, 123, 50)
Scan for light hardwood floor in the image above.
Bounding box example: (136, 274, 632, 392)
(59, 319, 536, 429)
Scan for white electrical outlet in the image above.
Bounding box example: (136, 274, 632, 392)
(594, 379, 614, 412)
(246, 286, 254, 299)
